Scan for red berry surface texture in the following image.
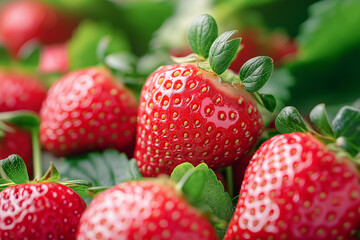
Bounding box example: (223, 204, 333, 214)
(77, 180, 218, 240)
(0, 182, 86, 240)
(135, 63, 263, 177)
(225, 132, 360, 240)
(40, 67, 138, 156)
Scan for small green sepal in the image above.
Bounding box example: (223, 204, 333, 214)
(309, 104, 335, 138)
(39, 162, 61, 182)
(239, 56, 274, 93)
(275, 106, 309, 134)
(188, 14, 218, 59)
(209, 30, 241, 75)
(0, 155, 29, 184)
(259, 93, 277, 113)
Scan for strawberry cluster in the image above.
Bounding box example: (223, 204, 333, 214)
(0, 3, 359, 240)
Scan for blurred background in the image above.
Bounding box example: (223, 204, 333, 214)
(0, 0, 359, 116)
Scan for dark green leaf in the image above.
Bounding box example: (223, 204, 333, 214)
(171, 163, 234, 223)
(259, 94, 277, 113)
(68, 20, 130, 70)
(298, 0, 360, 62)
(104, 52, 137, 74)
(39, 162, 61, 182)
(0, 155, 29, 184)
(209, 31, 241, 75)
(275, 106, 309, 134)
(188, 14, 218, 59)
(60, 149, 142, 187)
(0, 111, 40, 131)
(61, 180, 93, 198)
(309, 104, 335, 137)
(332, 106, 360, 155)
(240, 56, 274, 93)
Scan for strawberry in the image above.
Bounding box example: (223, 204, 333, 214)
(0, 71, 47, 113)
(40, 66, 138, 156)
(0, 123, 33, 178)
(225, 105, 360, 240)
(76, 179, 218, 240)
(39, 43, 69, 74)
(0, 154, 90, 240)
(0, 182, 86, 240)
(135, 15, 274, 177)
(0, 0, 77, 58)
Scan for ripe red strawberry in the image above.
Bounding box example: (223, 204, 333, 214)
(135, 63, 263, 176)
(39, 43, 69, 74)
(0, 123, 33, 178)
(40, 66, 138, 156)
(0, 71, 47, 113)
(76, 179, 218, 240)
(0, 182, 86, 240)
(0, 0, 77, 58)
(225, 132, 360, 240)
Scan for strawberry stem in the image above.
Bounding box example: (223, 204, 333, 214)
(31, 128, 42, 179)
(225, 166, 234, 198)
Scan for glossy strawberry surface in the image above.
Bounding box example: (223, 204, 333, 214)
(135, 63, 263, 177)
(0, 0, 77, 58)
(0, 124, 33, 178)
(40, 67, 138, 156)
(0, 182, 86, 240)
(0, 71, 47, 113)
(77, 180, 218, 240)
(225, 132, 360, 240)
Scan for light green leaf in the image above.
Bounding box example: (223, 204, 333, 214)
(60, 180, 93, 198)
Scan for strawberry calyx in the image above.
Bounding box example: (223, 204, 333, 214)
(0, 154, 93, 197)
(275, 104, 360, 165)
(171, 14, 276, 113)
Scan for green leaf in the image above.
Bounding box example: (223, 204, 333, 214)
(87, 186, 110, 198)
(39, 162, 61, 182)
(176, 167, 206, 204)
(259, 94, 277, 113)
(68, 20, 130, 70)
(0, 111, 40, 131)
(18, 43, 40, 69)
(0, 179, 14, 192)
(0, 45, 11, 67)
(298, 0, 360, 62)
(60, 149, 142, 187)
(60, 180, 93, 198)
(188, 14, 218, 59)
(275, 106, 309, 134)
(240, 56, 274, 93)
(170, 163, 234, 235)
(332, 106, 360, 155)
(309, 104, 335, 137)
(209, 30, 241, 75)
(0, 155, 29, 184)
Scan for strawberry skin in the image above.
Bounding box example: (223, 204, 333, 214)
(225, 132, 360, 240)
(77, 180, 218, 240)
(0, 124, 33, 178)
(0, 0, 77, 58)
(40, 67, 138, 156)
(135, 63, 263, 177)
(0, 71, 47, 113)
(0, 182, 86, 240)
